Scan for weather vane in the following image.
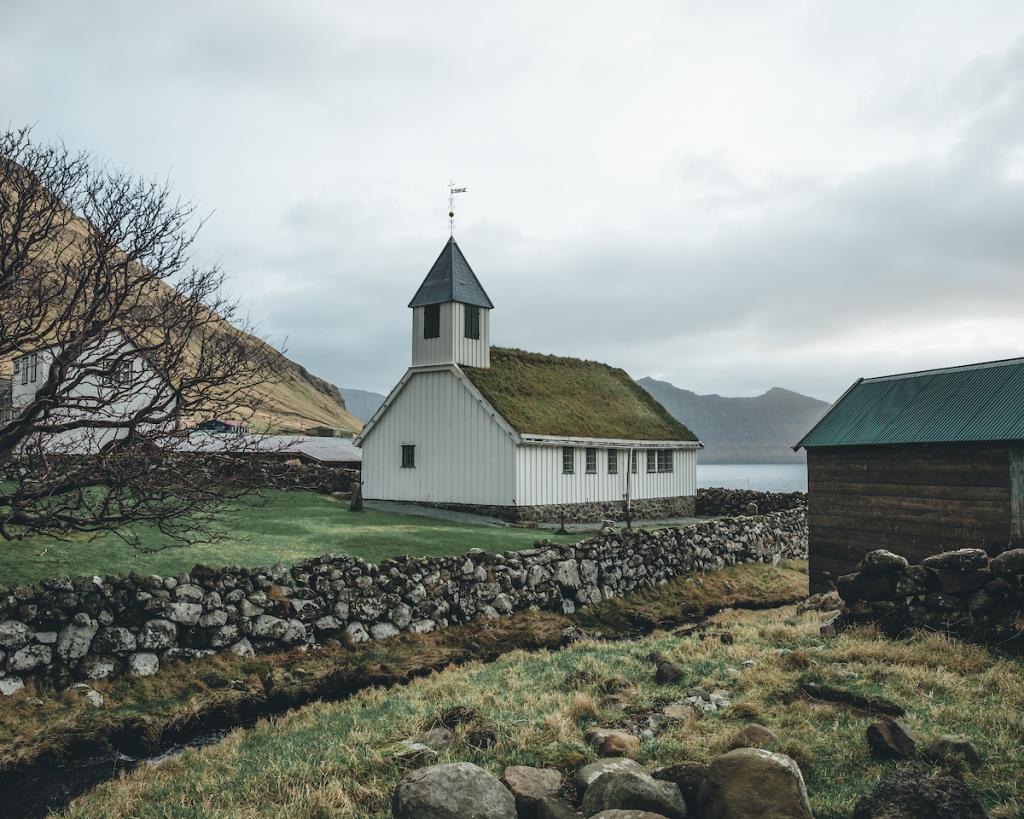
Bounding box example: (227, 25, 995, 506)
(448, 181, 467, 236)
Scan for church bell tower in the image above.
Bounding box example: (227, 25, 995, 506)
(408, 237, 493, 368)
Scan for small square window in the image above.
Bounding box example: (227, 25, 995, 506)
(585, 448, 597, 473)
(401, 444, 416, 468)
(657, 450, 674, 473)
(562, 447, 575, 474)
(464, 304, 480, 339)
(646, 450, 657, 473)
(423, 304, 440, 339)
(607, 449, 618, 474)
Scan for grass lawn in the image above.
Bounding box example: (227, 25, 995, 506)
(58, 598, 1024, 819)
(0, 491, 577, 586)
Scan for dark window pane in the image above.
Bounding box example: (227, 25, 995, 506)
(424, 304, 441, 339)
(646, 450, 656, 473)
(657, 450, 674, 473)
(607, 449, 618, 474)
(562, 446, 574, 474)
(585, 448, 597, 473)
(401, 444, 416, 468)
(464, 304, 480, 339)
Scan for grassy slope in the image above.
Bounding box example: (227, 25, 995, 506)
(60, 595, 1024, 819)
(0, 491, 577, 585)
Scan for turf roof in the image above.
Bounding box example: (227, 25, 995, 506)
(463, 347, 698, 441)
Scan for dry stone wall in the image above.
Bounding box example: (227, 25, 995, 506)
(695, 487, 806, 517)
(0, 507, 807, 693)
(828, 547, 1024, 643)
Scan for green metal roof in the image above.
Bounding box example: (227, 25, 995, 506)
(796, 357, 1024, 449)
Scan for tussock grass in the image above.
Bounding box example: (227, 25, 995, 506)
(58, 581, 1024, 818)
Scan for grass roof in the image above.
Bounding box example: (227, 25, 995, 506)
(463, 347, 697, 441)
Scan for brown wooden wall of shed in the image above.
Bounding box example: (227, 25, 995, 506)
(807, 443, 1012, 592)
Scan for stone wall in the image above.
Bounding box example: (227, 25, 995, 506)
(212, 454, 358, 495)
(695, 486, 807, 517)
(827, 547, 1024, 643)
(0, 508, 807, 694)
(425, 496, 695, 524)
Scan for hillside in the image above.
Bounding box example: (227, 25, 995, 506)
(341, 387, 386, 423)
(637, 378, 829, 463)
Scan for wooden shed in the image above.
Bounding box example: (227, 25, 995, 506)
(796, 358, 1024, 592)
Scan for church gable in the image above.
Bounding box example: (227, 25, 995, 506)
(462, 348, 697, 441)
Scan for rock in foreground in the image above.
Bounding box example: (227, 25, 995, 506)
(392, 762, 516, 819)
(697, 748, 812, 819)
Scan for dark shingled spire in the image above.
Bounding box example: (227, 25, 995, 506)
(408, 237, 494, 309)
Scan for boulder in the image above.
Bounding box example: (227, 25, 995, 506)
(139, 619, 178, 651)
(651, 762, 707, 813)
(537, 796, 584, 818)
(922, 549, 989, 572)
(581, 771, 687, 819)
(343, 622, 370, 644)
(654, 662, 684, 685)
(726, 723, 779, 751)
(93, 627, 138, 656)
(128, 652, 160, 677)
(370, 622, 400, 641)
(249, 615, 288, 640)
(859, 550, 909, 574)
(55, 616, 99, 662)
(696, 748, 812, 819)
(229, 638, 255, 657)
(851, 768, 987, 819)
(836, 572, 897, 602)
(164, 602, 203, 626)
(0, 621, 33, 651)
(576, 758, 650, 792)
(502, 765, 563, 817)
(0, 676, 25, 697)
(923, 734, 981, 767)
(584, 727, 641, 758)
(990, 548, 1024, 577)
(82, 656, 117, 680)
(866, 717, 918, 760)
(8, 644, 51, 672)
(392, 762, 517, 819)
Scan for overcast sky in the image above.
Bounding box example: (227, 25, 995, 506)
(4, 2, 1024, 401)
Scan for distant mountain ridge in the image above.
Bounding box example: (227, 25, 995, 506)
(636, 377, 829, 464)
(341, 387, 386, 423)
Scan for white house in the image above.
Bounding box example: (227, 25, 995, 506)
(355, 237, 701, 522)
(10, 330, 176, 453)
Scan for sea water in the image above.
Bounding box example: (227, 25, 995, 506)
(697, 463, 807, 493)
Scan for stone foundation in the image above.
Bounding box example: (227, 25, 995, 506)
(421, 496, 696, 524)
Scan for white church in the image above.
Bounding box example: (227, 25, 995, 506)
(355, 237, 701, 522)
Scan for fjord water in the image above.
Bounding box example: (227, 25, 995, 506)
(698, 463, 807, 492)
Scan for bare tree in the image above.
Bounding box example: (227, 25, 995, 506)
(0, 127, 283, 546)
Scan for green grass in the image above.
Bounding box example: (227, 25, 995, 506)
(0, 491, 577, 586)
(57, 601, 1024, 819)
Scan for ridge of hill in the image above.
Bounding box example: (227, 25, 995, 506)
(637, 377, 829, 463)
(340, 387, 387, 423)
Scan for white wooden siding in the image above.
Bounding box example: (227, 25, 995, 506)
(360, 368, 516, 504)
(515, 445, 696, 506)
(411, 303, 490, 368)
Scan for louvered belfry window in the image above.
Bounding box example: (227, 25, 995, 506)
(464, 304, 480, 339)
(423, 304, 441, 339)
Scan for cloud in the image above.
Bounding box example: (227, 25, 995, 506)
(3, 1, 1024, 402)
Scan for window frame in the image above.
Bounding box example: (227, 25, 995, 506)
(630, 450, 638, 474)
(607, 448, 618, 474)
(401, 444, 416, 469)
(423, 304, 441, 339)
(585, 447, 597, 474)
(646, 450, 657, 473)
(656, 449, 674, 473)
(464, 304, 480, 340)
(562, 446, 575, 475)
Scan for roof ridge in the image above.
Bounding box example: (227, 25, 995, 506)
(864, 355, 1024, 383)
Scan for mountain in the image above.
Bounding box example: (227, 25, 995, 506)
(341, 387, 386, 423)
(636, 378, 829, 464)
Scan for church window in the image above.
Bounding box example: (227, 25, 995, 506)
(562, 447, 574, 474)
(607, 449, 618, 474)
(423, 304, 440, 339)
(464, 304, 480, 339)
(585, 448, 597, 473)
(401, 444, 416, 468)
(657, 450, 674, 473)
(646, 450, 657, 473)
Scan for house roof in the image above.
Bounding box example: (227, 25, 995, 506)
(408, 237, 494, 309)
(796, 356, 1024, 449)
(462, 347, 698, 441)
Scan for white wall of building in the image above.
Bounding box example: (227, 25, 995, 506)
(515, 444, 697, 507)
(411, 302, 491, 368)
(360, 368, 516, 504)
